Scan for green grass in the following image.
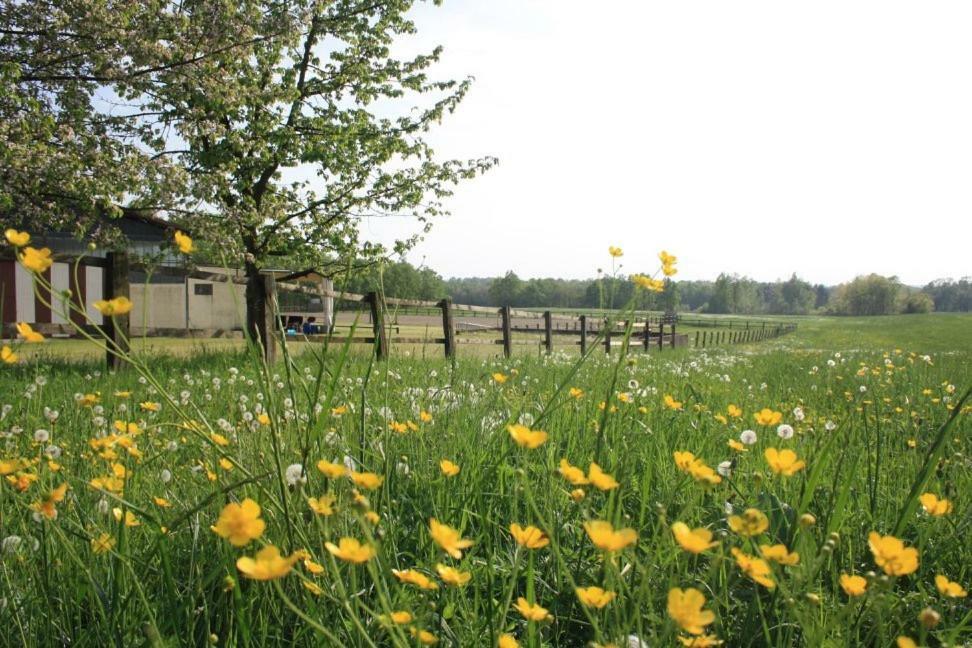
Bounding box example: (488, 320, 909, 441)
(0, 313, 968, 646)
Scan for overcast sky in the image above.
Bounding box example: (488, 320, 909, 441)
(359, 0, 972, 285)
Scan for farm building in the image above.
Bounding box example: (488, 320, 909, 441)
(1, 214, 333, 337)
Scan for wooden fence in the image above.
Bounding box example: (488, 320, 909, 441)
(12, 251, 797, 366)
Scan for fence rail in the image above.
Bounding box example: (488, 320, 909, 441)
(14, 252, 797, 366)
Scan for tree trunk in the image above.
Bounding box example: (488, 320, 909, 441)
(245, 261, 269, 354)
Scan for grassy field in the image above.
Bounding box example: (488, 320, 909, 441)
(0, 313, 969, 646)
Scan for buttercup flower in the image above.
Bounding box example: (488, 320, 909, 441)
(840, 573, 867, 596)
(19, 247, 53, 273)
(934, 574, 967, 598)
(868, 532, 919, 576)
(728, 508, 769, 537)
(919, 493, 952, 516)
(392, 568, 439, 590)
(236, 546, 300, 580)
(514, 597, 550, 621)
(588, 462, 619, 491)
(507, 424, 547, 449)
(211, 498, 266, 546)
(671, 522, 719, 554)
(667, 587, 715, 635)
(731, 548, 776, 589)
(759, 544, 799, 565)
(576, 586, 616, 608)
(94, 296, 133, 316)
(765, 448, 806, 476)
(429, 518, 474, 559)
(174, 231, 194, 254)
(325, 537, 375, 563)
(16, 323, 44, 343)
(584, 520, 638, 552)
(5, 229, 29, 247)
(436, 563, 472, 586)
(439, 459, 460, 477)
(753, 409, 782, 426)
(509, 523, 549, 549)
(608, 246, 623, 258)
(558, 458, 589, 485)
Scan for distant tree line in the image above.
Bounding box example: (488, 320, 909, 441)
(332, 261, 970, 315)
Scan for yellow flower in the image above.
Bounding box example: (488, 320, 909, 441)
(727, 404, 742, 418)
(392, 568, 439, 590)
(317, 459, 349, 479)
(325, 537, 375, 564)
(429, 518, 474, 559)
(32, 483, 69, 520)
(631, 274, 665, 292)
(671, 522, 719, 554)
(509, 523, 549, 549)
(608, 246, 623, 258)
(349, 471, 384, 490)
(667, 587, 715, 635)
(492, 372, 508, 384)
(440, 459, 460, 477)
(94, 296, 133, 316)
(387, 611, 413, 625)
(236, 545, 300, 580)
(576, 586, 616, 608)
(728, 508, 769, 537)
(868, 532, 919, 576)
(409, 628, 438, 645)
(570, 488, 585, 502)
(112, 507, 139, 527)
(153, 496, 171, 508)
(730, 548, 776, 589)
(673, 451, 698, 472)
(331, 405, 348, 416)
(514, 597, 550, 621)
(78, 393, 100, 407)
(140, 401, 160, 412)
(919, 493, 952, 516)
(303, 558, 325, 574)
(753, 408, 783, 426)
(713, 414, 727, 425)
(308, 494, 336, 516)
(934, 574, 967, 598)
(659, 250, 677, 267)
(728, 440, 747, 452)
(839, 573, 868, 596)
(569, 387, 584, 399)
(436, 563, 472, 586)
(365, 511, 380, 524)
(896, 637, 917, 648)
(498, 634, 520, 648)
(507, 424, 548, 449)
(584, 520, 638, 552)
(764, 448, 806, 476)
(687, 461, 722, 486)
(16, 322, 44, 343)
(211, 498, 266, 546)
(389, 420, 408, 434)
(174, 230, 194, 254)
(91, 532, 115, 554)
(5, 229, 29, 247)
(558, 458, 589, 485)
(1, 345, 19, 364)
(0, 458, 26, 476)
(257, 413, 271, 426)
(419, 410, 433, 423)
(19, 246, 53, 273)
(587, 462, 619, 491)
(759, 544, 799, 565)
(664, 394, 683, 410)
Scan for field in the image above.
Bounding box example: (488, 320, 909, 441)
(1, 313, 969, 646)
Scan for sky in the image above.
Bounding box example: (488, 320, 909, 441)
(362, 1, 972, 286)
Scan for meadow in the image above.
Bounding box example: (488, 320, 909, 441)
(1, 310, 970, 646)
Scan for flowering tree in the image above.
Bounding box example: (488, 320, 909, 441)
(2, 0, 495, 350)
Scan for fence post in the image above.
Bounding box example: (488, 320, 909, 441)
(439, 298, 455, 359)
(604, 318, 611, 355)
(670, 321, 677, 348)
(643, 319, 650, 351)
(103, 250, 131, 370)
(500, 305, 512, 358)
(367, 291, 387, 360)
(694, 330, 699, 348)
(579, 314, 587, 354)
(543, 311, 553, 353)
(657, 321, 664, 350)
